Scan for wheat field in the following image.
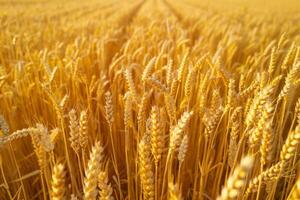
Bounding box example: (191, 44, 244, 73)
(0, 0, 300, 199)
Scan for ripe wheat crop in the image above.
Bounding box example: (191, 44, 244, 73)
(0, 0, 300, 199)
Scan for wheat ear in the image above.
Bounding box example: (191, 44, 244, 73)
(104, 91, 114, 126)
(177, 51, 189, 82)
(168, 182, 183, 200)
(166, 59, 174, 87)
(228, 107, 242, 168)
(184, 67, 195, 99)
(138, 135, 155, 200)
(79, 110, 88, 150)
(178, 134, 188, 164)
(98, 169, 114, 200)
(51, 163, 66, 200)
(226, 79, 236, 109)
(280, 126, 300, 163)
(288, 177, 300, 200)
(68, 109, 80, 153)
(245, 161, 284, 195)
(142, 56, 156, 83)
(0, 114, 9, 135)
(124, 92, 133, 131)
(84, 141, 104, 200)
(281, 42, 295, 70)
(0, 126, 38, 146)
(279, 63, 300, 99)
(147, 76, 168, 93)
(217, 155, 254, 200)
(268, 47, 277, 75)
(124, 68, 138, 101)
(169, 111, 193, 151)
(150, 106, 164, 164)
(137, 91, 151, 132)
(260, 102, 274, 166)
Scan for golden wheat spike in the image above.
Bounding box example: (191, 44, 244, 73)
(279, 63, 300, 99)
(184, 67, 196, 99)
(177, 51, 189, 82)
(288, 177, 300, 200)
(137, 91, 150, 132)
(245, 162, 284, 196)
(228, 107, 242, 167)
(280, 126, 300, 162)
(84, 142, 104, 200)
(0, 114, 9, 135)
(124, 92, 133, 131)
(218, 155, 254, 200)
(168, 182, 183, 200)
(51, 164, 66, 200)
(68, 109, 80, 153)
(268, 47, 277, 75)
(0, 126, 38, 146)
(166, 59, 174, 87)
(138, 135, 155, 200)
(260, 102, 274, 166)
(282, 43, 295, 70)
(124, 68, 138, 101)
(79, 110, 88, 150)
(98, 169, 114, 200)
(142, 57, 156, 83)
(178, 134, 188, 163)
(104, 91, 114, 125)
(150, 106, 164, 165)
(169, 111, 193, 151)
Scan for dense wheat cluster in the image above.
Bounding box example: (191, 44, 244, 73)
(1, 0, 300, 199)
